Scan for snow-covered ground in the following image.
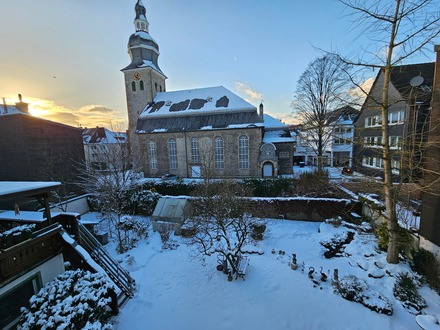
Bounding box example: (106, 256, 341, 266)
(104, 218, 440, 330)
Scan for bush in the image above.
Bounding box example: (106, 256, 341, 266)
(376, 221, 413, 252)
(19, 270, 115, 329)
(242, 178, 293, 197)
(393, 272, 426, 313)
(0, 224, 36, 249)
(412, 248, 440, 294)
(141, 180, 196, 196)
(336, 275, 393, 315)
(130, 188, 160, 215)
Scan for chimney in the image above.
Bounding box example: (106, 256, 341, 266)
(2, 97, 7, 114)
(15, 93, 29, 113)
(259, 102, 264, 122)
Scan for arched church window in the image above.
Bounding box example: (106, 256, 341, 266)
(160, 85, 162, 92)
(136, 22, 140, 30)
(141, 23, 145, 30)
(155, 83, 158, 92)
(131, 81, 136, 92)
(140, 80, 144, 91)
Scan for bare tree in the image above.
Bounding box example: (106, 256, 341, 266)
(79, 128, 141, 253)
(292, 54, 354, 171)
(187, 181, 264, 279)
(338, 0, 440, 263)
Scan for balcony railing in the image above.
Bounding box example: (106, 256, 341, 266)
(0, 223, 63, 285)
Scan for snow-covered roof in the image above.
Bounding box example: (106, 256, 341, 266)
(0, 105, 23, 116)
(82, 127, 127, 144)
(263, 130, 295, 143)
(139, 86, 256, 119)
(262, 114, 288, 129)
(0, 181, 61, 197)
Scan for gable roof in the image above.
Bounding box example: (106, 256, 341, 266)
(136, 86, 262, 133)
(139, 86, 256, 118)
(390, 62, 434, 104)
(82, 127, 127, 144)
(326, 106, 359, 125)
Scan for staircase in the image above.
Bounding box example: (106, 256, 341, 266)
(76, 223, 135, 306)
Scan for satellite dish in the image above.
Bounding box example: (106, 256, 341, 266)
(410, 75, 424, 87)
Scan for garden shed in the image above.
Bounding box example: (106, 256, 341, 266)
(151, 197, 189, 235)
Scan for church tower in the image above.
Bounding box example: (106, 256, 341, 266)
(122, 0, 166, 134)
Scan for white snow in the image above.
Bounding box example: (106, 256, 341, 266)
(139, 86, 256, 118)
(106, 218, 440, 330)
(0, 181, 61, 196)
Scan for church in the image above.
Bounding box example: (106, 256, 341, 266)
(122, 1, 294, 179)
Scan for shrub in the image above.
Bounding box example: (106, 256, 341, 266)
(336, 275, 393, 315)
(0, 224, 36, 249)
(393, 272, 427, 313)
(141, 180, 196, 196)
(19, 270, 115, 329)
(376, 221, 413, 252)
(242, 178, 293, 197)
(130, 188, 160, 215)
(412, 248, 440, 294)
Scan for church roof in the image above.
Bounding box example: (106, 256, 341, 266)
(136, 86, 261, 133)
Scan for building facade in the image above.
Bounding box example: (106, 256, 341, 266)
(0, 96, 85, 188)
(290, 106, 358, 167)
(82, 127, 127, 171)
(122, 1, 293, 179)
(353, 63, 434, 181)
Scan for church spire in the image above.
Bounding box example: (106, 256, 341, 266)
(134, 0, 149, 33)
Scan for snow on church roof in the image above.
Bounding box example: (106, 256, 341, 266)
(139, 86, 256, 118)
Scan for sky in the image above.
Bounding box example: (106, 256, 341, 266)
(0, 1, 437, 130)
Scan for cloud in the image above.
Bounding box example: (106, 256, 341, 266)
(8, 96, 127, 130)
(348, 77, 374, 99)
(235, 82, 263, 103)
(266, 111, 301, 125)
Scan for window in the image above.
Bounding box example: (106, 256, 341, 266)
(191, 137, 199, 163)
(362, 156, 384, 168)
(391, 159, 401, 173)
(238, 135, 249, 169)
(214, 136, 224, 169)
(155, 82, 158, 92)
(388, 111, 405, 124)
(365, 115, 382, 127)
(389, 136, 402, 149)
(140, 80, 144, 91)
(364, 136, 382, 147)
(168, 139, 178, 169)
(131, 81, 136, 92)
(149, 140, 157, 169)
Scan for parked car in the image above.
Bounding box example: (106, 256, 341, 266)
(342, 166, 353, 175)
(161, 174, 179, 181)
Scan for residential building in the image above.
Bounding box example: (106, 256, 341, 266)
(420, 46, 440, 253)
(290, 106, 358, 167)
(82, 127, 128, 171)
(0, 95, 85, 190)
(121, 1, 293, 178)
(352, 62, 434, 180)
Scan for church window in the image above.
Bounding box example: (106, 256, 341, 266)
(168, 139, 178, 169)
(238, 135, 249, 169)
(160, 85, 162, 92)
(155, 83, 158, 92)
(141, 23, 145, 30)
(191, 137, 199, 163)
(214, 136, 224, 169)
(140, 80, 144, 91)
(131, 81, 136, 92)
(149, 140, 157, 169)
